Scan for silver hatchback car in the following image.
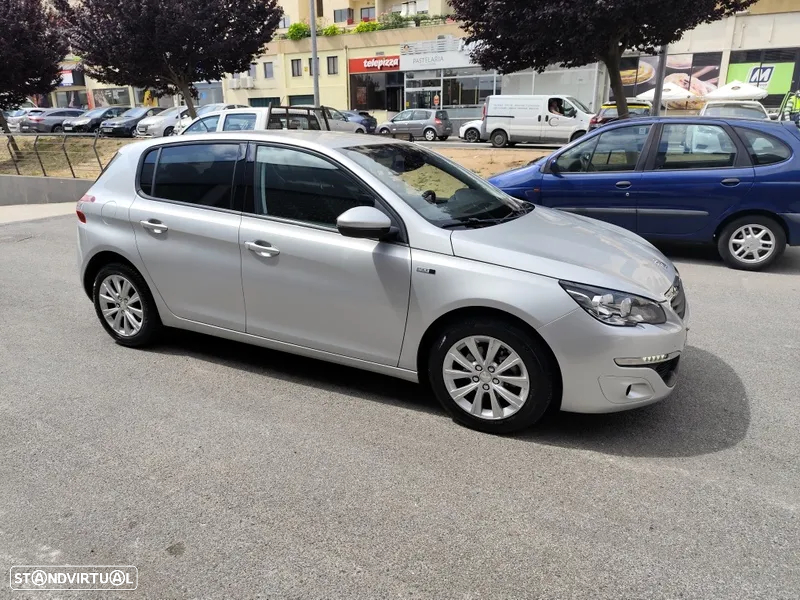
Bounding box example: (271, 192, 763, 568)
(77, 132, 688, 434)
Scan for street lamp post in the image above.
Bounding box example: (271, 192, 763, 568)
(309, 0, 320, 106)
(651, 44, 669, 116)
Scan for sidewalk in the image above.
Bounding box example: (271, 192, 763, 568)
(0, 202, 76, 225)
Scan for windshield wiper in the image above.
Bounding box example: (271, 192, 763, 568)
(439, 204, 535, 229)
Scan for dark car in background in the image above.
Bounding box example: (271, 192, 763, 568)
(20, 108, 85, 133)
(588, 101, 652, 130)
(99, 106, 166, 137)
(489, 117, 800, 271)
(342, 110, 377, 133)
(62, 106, 130, 133)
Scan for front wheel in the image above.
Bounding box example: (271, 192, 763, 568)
(163, 126, 174, 137)
(427, 318, 556, 434)
(379, 127, 390, 135)
(491, 130, 508, 148)
(423, 128, 437, 141)
(464, 128, 480, 143)
(717, 215, 786, 271)
(93, 263, 162, 347)
(52, 125, 63, 133)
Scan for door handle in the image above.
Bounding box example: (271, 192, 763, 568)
(538, 115, 542, 122)
(140, 219, 168, 234)
(544, 115, 549, 122)
(721, 178, 740, 186)
(615, 181, 632, 189)
(245, 240, 280, 257)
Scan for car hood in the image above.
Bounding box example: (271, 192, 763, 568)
(449, 206, 676, 300)
(102, 117, 133, 126)
(488, 160, 547, 188)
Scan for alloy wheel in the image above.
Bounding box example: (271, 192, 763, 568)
(424, 129, 436, 141)
(442, 335, 530, 420)
(465, 129, 479, 142)
(98, 274, 144, 337)
(728, 224, 775, 264)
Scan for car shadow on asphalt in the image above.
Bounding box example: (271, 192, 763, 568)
(150, 330, 441, 415)
(518, 345, 750, 458)
(653, 242, 800, 274)
(153, 333, 748, 459)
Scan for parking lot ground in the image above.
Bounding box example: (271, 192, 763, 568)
(1, 216, 799, 599)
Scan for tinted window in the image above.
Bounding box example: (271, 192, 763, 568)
(435, 110, 449, 120)
(184, 115, 220, 134)
(412, 110, 430, 120)
(253, 145, 373, 226)
(554, 136, 599, 173)
(555, 126, 650, 173)
(139, 149, 157, 195)
(151, 143, 238, 208)
(734, 127, 792, 165)
(656, 124, 737, 170)
(222, 114, 256, 131)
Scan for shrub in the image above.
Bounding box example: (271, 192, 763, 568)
(352, 20, 382, 33)
(378, 12, 406, 29)
(320, 24, 342, 36)
(286, 22, 311, 40)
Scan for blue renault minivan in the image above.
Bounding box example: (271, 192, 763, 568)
(489, 117, 800, 270)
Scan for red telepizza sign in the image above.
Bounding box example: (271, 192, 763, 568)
(348, 56, 401, 73)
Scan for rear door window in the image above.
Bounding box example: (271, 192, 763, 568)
(222, 113, 256, 131)
(412, 110, 430, 121)
(734, 127, 792, 165)
(655, 124, 737, 170)
(144, 143, 239, 208)
(267, 114, 320, 130)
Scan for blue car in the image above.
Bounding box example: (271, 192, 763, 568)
(342, 110, 377, 134)
(489, 117, 800, 270)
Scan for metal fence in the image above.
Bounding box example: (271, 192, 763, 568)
(1, 133, 133, 179)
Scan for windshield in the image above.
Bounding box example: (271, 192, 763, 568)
(83, 108, 108, 118)
(196, 104, 222, 116)
(567, 97, 591, 113)
(338, 144, 529, 228)
(157, 106, 182, 118)
(705, 104, 767, 118)
(121, 107, 147, 118)
(599, 105, 650, 117)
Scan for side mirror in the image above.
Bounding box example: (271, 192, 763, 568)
(549, 159, 561, 174)
(337, 206, 393, 239)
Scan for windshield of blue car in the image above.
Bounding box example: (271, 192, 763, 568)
(121, 108, 148, 118)
(339, 143, 530, 228)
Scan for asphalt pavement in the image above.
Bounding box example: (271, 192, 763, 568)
(1, 216, 799, 599)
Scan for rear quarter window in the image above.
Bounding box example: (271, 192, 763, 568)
(734, 127, 792, 165)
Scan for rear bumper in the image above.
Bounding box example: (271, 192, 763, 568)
(779, 212, 800, 245)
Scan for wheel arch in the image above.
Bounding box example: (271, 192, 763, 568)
(714, 209, 789, 242)
(416, 306, 563, 410)
(82, 250, 141, 300)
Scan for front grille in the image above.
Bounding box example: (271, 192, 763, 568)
(669, 276, 686, 319)
(651, 356, 680, 386)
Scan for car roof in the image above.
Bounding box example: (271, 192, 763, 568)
(122, 130, 407, 153)
(601, 115, 785, 128)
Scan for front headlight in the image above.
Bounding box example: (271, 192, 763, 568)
(559, 281, 666, 327)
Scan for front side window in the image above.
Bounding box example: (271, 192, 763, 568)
(338, 143, 528, 228)
(149, 143, 238, 208)
(656, 124, 737, 170)
(554, 125, 650, 173)
(734, 127, 792, 165)
(393, 110, 413, 122)
(222, 113, 256, 131)
(184, 115, 220, 134)
(253, 145, 374, 226)
(327, 108, 346, 121)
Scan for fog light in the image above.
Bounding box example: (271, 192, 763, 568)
(615, 352, 677, 367)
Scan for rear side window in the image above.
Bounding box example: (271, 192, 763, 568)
(222, 114, 256, 131)
(267, 115, 321, 130)
(734, 127, 792, 165)
(140, 149, 157, 195)
(143, 143, 239, 208)
(655, 124, 737, 170)
(436, 110, 448, 120)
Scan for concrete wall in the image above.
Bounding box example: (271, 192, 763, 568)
(0, 175, 92, 206)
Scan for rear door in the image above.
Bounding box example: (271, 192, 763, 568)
(388, 110, 413, 135)
(410, 110, 430, 137)
(637, 122, 754, 239)
(538, 123, 653, 232)
(129, 142, 246, 331)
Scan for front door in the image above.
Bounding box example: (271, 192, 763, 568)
(538, 124, 653, 232)
(388, 109, 413, 135)
(542, 97, 580, 143)
(325, 107, 350, 132)
(637, 123, 755, 239)
(129, 142, 246, 331)
(239, 144, 412, 366)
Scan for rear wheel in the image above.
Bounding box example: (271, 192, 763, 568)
(427, 317, 556, 434)
(423, 128, 437, 141)
(717, 215, 786, 271)
(570, 130, 586, 142)
(491, 129, 508, 148)
(93, 263, 162, 347)
(464, 128, 480, 143)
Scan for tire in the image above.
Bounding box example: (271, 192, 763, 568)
(491, 129, 508, 148)
(379, 127, 390, 135)
(464, 128, 480, 143)
(52, 125, 63, 133)
(717, 215, 786, 271)
(92, 263, 162, 347)
(163, 126, 174, 137)
(355, 128, 365, 133)
(439, 135, 449, 141)
(427, 317, 556, 434)
(570, 130, 586, 142)
(423, 128, 437, 142)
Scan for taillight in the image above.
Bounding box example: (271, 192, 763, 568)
(481, 104, 486, 119)
(29, 116, 44, 122)
(589, 116, 599, 125)
(435, 118, 442, 124)
(76, 194, 95, 223)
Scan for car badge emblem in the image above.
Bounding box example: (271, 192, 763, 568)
(652, 258, 668, 270)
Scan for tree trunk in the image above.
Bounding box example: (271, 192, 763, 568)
(603, 44, 629, 119)
(178, 83, 197, 119)
(0, 111, 21, 158)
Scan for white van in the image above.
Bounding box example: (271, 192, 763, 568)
(482, 95, 592, 147)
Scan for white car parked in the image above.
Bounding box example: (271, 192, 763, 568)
(135, 106, 190, 137)
(173, 103, 248, 135)
(180, 106, 331, 135)
(699, 101, 770, 120)
(459, 119, 487, 143)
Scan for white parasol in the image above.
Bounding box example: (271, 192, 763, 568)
(703, 80, 768, 100)
(635, 83, 697, 102)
